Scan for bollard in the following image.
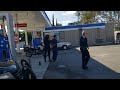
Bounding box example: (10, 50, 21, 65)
(39, 61, 41, 66)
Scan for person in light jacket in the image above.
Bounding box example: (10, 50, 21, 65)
(80, 31, 90, 70)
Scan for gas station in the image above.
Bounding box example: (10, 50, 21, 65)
(0, 11, 52, 79)
(0, 11, 119, 79)
(0, 11, 52, 60)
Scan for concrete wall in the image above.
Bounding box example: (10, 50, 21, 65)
(83, 23, 114, 46)
(84, 28, 107, 45)
(59, 28, 109, 46)
(59, 30, 81, 46)
(59, 23, 115, 46)
(105, 23, 115, 43)
(114, 31, 120, 43)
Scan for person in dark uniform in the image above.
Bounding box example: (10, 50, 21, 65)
(43, 34, 51, 62)
(51, 35, 58, 62)
(80, 31, 90, 70)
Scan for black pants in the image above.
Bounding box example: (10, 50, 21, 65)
(52, 49, 58, 61)
(80, 48, 90, 68)
(44, 48, 50, 62)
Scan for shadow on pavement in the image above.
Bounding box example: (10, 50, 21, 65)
(43, 48, 120, 79)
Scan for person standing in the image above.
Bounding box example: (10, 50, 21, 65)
(80, 31, 90, 70)
(43, 34, 51, 62)
(51, 35, 58, 62)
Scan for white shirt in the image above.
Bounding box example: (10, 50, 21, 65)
(82, 35, 86, 38)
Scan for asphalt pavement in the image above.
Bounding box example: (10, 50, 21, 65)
(43, 45, 120, 79)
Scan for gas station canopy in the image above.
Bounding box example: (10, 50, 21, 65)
(0, 11, 52, 31)
(0, 11, 52, 54)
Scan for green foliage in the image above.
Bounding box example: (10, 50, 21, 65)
(73, 11, 120, 26)
(18, 31, 32, 44)
(27, 32, 32, 44)
(75, 11, 99, 24)
(19, 31, 25, 41)
(115, 27, 120, 31)
(68, 21, 80, 25)
(56, 23, 62, 26)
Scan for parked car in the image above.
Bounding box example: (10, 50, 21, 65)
(24, 41, 72, 50)
(57, 41, 72, 50)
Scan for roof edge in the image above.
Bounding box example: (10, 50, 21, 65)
(40, 11, 52, 27)
(45, 23, 105, 30)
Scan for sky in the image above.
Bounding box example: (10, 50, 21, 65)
(45, 11, 78, 26)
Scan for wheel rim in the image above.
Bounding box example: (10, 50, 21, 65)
(63, 46, 67, 50)
(26, 53, 32, 57)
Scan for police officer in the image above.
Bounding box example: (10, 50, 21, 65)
(43, 34, 51, 62)
(51, 35, 58, 62)
(80, 31, 90, 70)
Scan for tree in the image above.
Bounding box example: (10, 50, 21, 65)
(56, 19, 62, 26)
(115, 27, 120, 31)
(27, 32, 32, 44)
(68, 22, 75, 26)
(98, 11, 120, 26)
(75, 11, 100, 24)
(19, 31, 25, 41)
(56, 23, 62, 26)
(68, 21, 79, 25)
(75, 11, 81, 23)
(52, 14, 55, 26)
(56, 19, 58, 26)
(74, 11, 120, 27)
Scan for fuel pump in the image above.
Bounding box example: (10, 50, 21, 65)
(0, 13, 36, 79)
(0, 14, 22, 79)
(32, 31, 42, 48)
(0, 13, 16, 61)
(0, 16, 10, 62)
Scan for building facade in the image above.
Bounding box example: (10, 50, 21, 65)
(45, 23, 115, 46)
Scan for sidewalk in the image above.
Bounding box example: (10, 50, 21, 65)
(30, 55, 50, 79)
(44, 47, 120, 79)
(16, 50, 50, 79)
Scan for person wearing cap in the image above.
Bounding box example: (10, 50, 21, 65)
(80, 31, 90, 70)
(51, 35, 58, 62)
(43, 34, 51, 62)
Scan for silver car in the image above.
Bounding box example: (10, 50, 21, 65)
(57, 41, 72, 50)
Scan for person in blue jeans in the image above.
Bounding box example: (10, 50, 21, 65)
(80, 31, 90, 70)
(51, 35, 58, 62)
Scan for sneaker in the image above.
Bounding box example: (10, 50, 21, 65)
(85, 66, 88, 69)
(49, 60, 52, 62)
(82, 66, 88, 70)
